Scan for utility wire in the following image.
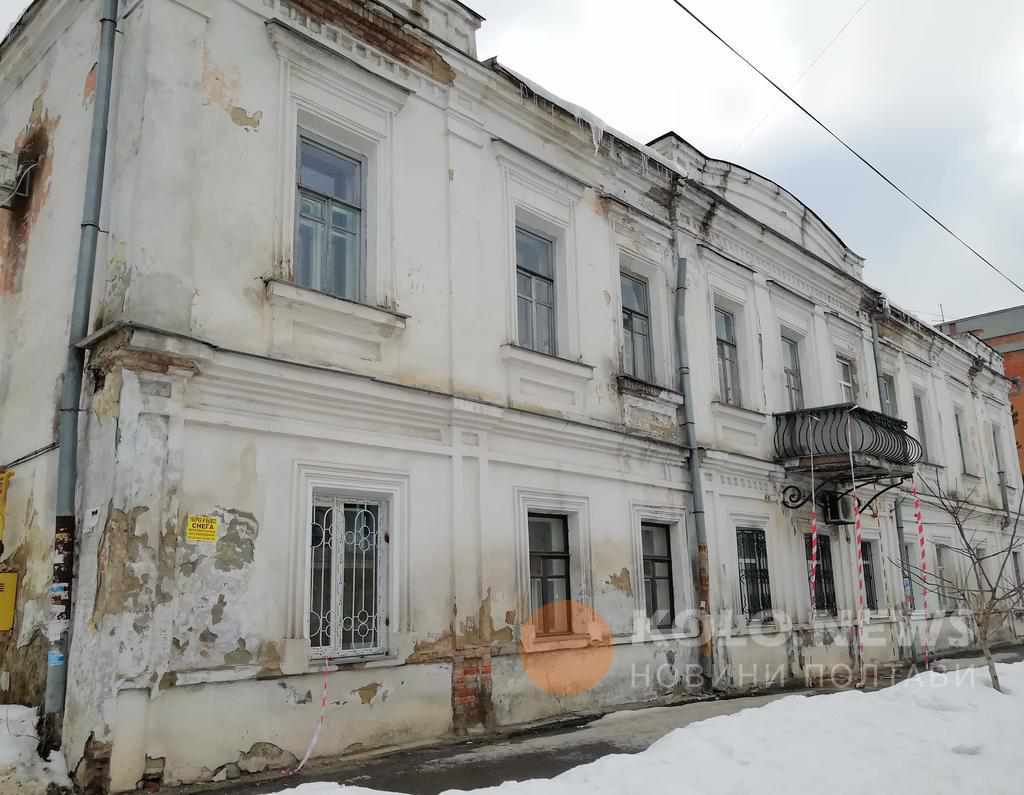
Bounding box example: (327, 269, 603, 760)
(735, 0, 872, 155)
(668, 0, 1024, 296)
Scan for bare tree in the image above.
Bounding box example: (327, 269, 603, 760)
(900, 474, 1024, 692)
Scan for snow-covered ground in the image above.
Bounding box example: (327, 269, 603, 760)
(274, 663, 1024, 795)
(0, 705, 71, 794)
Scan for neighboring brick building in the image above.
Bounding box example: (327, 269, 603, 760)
(940, 306, 1024, 473)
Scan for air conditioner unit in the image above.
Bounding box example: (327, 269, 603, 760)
(822, 493, 855, 525)
(0, 151, 28, 209)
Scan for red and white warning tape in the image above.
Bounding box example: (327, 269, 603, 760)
(852, 495, 866, 674)
(291, 665, 330, 775)
(912, 479, 929, 668)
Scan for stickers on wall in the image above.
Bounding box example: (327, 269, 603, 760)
(186, 514, 220, 543)
(0, 572, 18, 632)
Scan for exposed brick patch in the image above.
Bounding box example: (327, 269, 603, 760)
(451, 650, 494, 734)
(73, 734, 112, 795)
(288, 0, 456, 84)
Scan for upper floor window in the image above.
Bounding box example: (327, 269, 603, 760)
(913, 391, 931, 461)
(837, 356, 858, 403)
(295, 137, 364, 301)
(621, 272, 653, 382)
(716, 308, 741, 406)
(879, 373, 898, 417)
(954, 407, 970, 474)
(991, 424, 1006, 475)
(516, 228, 556, 356)
(781, 335, 804, 411)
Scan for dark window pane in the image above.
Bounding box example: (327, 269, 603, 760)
(517, 295, 533, 350)
(621, 273, 648, 313)
(516, 227, 554, 278)
(300, 140, 360, 205)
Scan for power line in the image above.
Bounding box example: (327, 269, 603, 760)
(735, 0, 872, 155)
(667, 0, 1024, 297)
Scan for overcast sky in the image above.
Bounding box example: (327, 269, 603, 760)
(4, 0, 1022, 322)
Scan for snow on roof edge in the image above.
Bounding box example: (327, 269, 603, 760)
(488, 58, 686, 179)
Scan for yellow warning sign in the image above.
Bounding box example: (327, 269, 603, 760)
(186, 514, 219, 543)
(0, 572, 18, 632)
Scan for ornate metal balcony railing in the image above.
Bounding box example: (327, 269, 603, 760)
(774, 403, 924, 470)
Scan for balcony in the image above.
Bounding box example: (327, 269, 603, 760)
(774, 403, 924, 478)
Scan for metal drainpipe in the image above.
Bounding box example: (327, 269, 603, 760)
(670, 176, 712, 682)
(45, 0, 120, 736)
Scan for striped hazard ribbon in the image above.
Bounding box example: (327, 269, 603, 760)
(853, 494, 866, 674)
(912, 479, 929, 668)
(291, 665, 330, 775)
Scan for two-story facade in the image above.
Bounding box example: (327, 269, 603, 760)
(1, 0, 1021, 790)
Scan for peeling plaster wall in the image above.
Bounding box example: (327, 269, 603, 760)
(0, 1, 115, 706)
(3, 0, 1020, 791)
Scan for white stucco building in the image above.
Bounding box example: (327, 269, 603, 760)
(1, 0, 1021, 790)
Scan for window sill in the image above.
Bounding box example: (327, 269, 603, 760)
(616, 374, 684, 405)
(501, 344, 595, 415)
(519, 624, 606, 653)
(267, 279, 408, 331)
(711, 401, 769, 419)
(266, 279, 407, 369)
(501, 344, 594, 380)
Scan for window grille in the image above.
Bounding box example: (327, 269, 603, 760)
(309, 496, 385, 658)
(736, 527, 772, 620)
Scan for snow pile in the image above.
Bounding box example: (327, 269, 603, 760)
(275, 663, 1024, 795)
(0, 705, 71, 794)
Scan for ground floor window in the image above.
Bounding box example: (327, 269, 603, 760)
(309, 494, 386, 657)
(861, 540, 879, 611)
(903, 542, 916, 610)
(805, 534, 838, 616)
(642, 522, 675, 629)
(529, 514, 572, 634)
(737, 527, 772, 620)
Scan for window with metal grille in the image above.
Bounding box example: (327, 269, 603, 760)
(837, 356, 858, 402)
(642, 522, 674, 629)
(913, 391, 930, 461)
(309, 496, 385, 658)
(736, 527, 772, 620)
(781, 335, 804, 410)
(903, 542, 916, 610)
(621, 272, 654, 382)
(861, 540, 879, 611)
(516, 228, 556, 355)
(805, 534, 838, 616)
(295, 137, 364, 300)
(528, 514, 571, 634)
(715, 308, 741, 406)
(879, 373, 898, 417)
(1012, 551, 1023, 607)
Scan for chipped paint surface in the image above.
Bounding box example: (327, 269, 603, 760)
(606, 568, 633, 596)
(200, 48, 262, 131)
(289, 0, 456, 84)
(352, 681, 381, 704)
